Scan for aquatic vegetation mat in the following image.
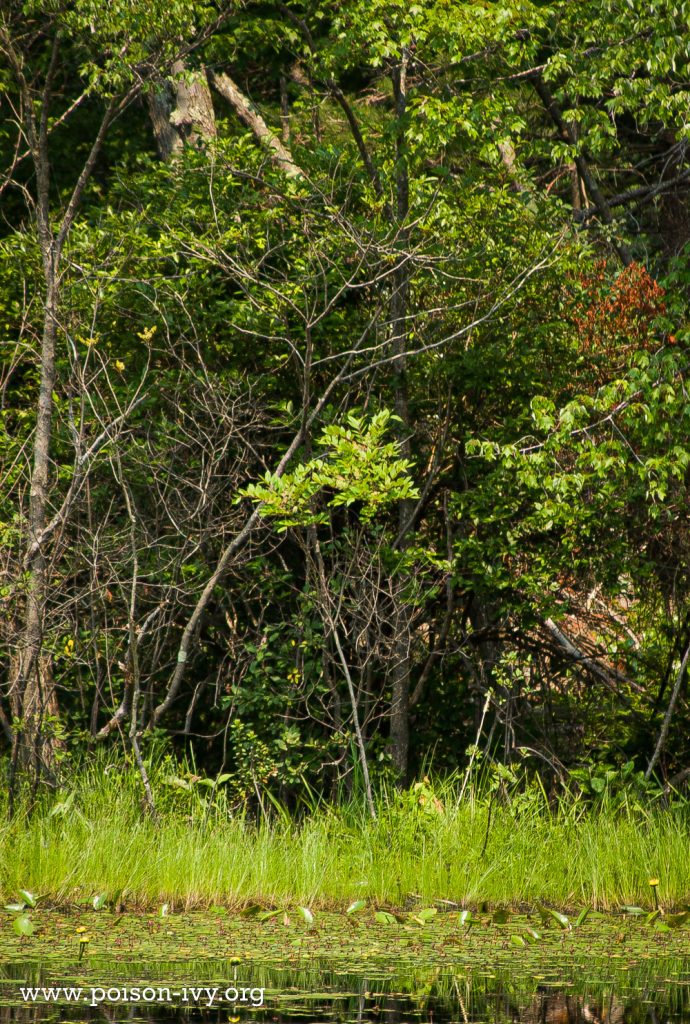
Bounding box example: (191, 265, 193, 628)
(2, 906, 690, 1011)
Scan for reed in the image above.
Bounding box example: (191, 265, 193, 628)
(1, 760, 687, 913)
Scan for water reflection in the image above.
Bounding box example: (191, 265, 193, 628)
(0, 963, 689, 1024)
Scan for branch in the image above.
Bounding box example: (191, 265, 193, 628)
(272, 6, 388, 209)
(544, 617, 644, 693)
(22, 395, 147, 568)
(0, 89, 91, 197)
(55, 98, 118, 253)
(209, 70, 303, 178)
(577, 166, 690, 223)
(533, 75, 633, 268)
(517, 359, 690, 456)
(645, 641, 690, 780)
(151, 310, 381, 726)
(328, 84, 390, 214)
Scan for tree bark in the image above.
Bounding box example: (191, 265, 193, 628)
(146, 60, 216, 161)
(5, 33, 64, 787)
(389, 48, 413, 786)
(645, 641, 690, 780)
(9, 277, 62, 784)
(210, 70, 303, 178)
(9, 99, 118, 785)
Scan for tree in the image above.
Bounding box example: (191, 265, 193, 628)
(2, 0, 690, 803)
(0, 0, 217, 792)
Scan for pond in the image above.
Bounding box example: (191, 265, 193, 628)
(1, 909, 689, 1022)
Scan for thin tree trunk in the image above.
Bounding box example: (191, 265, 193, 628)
(118, 465, 157, 817)
(645, 642, 690, 780)
(9, 278, 62, 783)
(389, 48, 413, 785)
(279, 74, 290, 145)
(3, 21, 118, 790)
(8, 40, 63, 785)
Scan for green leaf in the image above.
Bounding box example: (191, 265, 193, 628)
(92, 893, 107, 911)
(416, 907, 438, 922)
(346, 900, 366, 915)
(664, 911, 689, 928)
(510, 934, 526, 946)
(375, 911, 398, 925)
(18, 890, 37, 908)
(537, 905, 570, 929)
(13, 915, 34, 936)
(575, 907, 590, 927)
(49, 792, 75, 818)
(258, 909, 281, 922)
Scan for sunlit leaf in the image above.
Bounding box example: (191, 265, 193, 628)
(375, 911, 398, 925)
(575, 907, 590, 927)
(538, 905, 570, 929)
(297, 906, 314, 925)
(416, 907, 438, 922)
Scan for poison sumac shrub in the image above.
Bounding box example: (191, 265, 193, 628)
(569, 261, 668, 388)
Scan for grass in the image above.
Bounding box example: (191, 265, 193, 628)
(1, 760, 689, 913)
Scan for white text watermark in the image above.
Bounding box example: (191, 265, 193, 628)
(20, 985, 265, 1008)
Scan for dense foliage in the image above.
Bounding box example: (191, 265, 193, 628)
(2, 0, 690, 810)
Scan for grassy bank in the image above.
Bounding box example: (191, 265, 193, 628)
(1, 763, 688, 912)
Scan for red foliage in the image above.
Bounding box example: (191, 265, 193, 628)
(569, 261, 667, 384)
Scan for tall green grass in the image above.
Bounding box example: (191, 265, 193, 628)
(1, 761, 688, 912)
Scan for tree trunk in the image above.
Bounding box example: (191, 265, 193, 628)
(147, 60, 216, 161)
(3, 25, 119, 793)
(210, 70, 302, 178)
(389, 48, 413, 786)
(9, 272, 62, 785)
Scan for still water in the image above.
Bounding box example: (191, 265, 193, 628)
(1, 959, 690, 1024)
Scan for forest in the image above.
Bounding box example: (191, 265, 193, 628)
(2, 0, 690, 860)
